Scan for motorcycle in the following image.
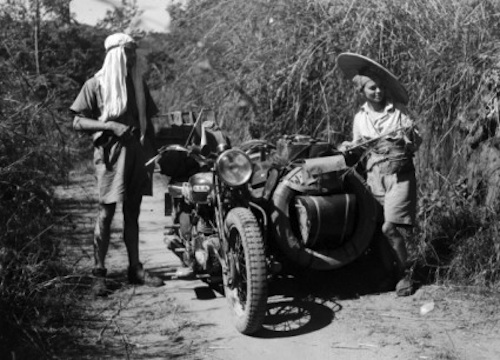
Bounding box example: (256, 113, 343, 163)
(157, 123, 378, 335)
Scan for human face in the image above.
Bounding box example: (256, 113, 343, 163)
(124, 46, 137, 70)
(362, 78, 385, 104)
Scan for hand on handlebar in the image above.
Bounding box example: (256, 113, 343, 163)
(338, 138, 369, 152)
(337, 141, 353, 152)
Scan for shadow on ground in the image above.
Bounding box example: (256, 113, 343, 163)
(251, 244, 393, 338)
(163, 236, 405, 339)
(52, 173, 207, 360)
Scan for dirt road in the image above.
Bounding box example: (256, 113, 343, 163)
(56, 169, 500, 360)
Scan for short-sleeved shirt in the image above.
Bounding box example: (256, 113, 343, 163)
(70, 76, 158, 204)
(352, 102, 416, 143)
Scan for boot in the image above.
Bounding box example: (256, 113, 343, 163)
(127, 262, 164, 287)
(395, 268, 414, 297)
(91, 268, 109, 297)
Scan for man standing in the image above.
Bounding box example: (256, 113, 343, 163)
(70, 33, 163, 296)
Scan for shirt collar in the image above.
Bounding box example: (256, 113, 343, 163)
(360, 101, 395, 114)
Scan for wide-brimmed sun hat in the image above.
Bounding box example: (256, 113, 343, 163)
(337, 52, 409, 105)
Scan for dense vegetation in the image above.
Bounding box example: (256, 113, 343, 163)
(162, 0, 500, 286)
(0, 2, 107, 357)
(0, 0, 499, 357)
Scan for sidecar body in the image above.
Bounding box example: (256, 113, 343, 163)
(245, 134, 378, 271)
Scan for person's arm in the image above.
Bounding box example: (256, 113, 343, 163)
(398, 108, 422, 152)
(70, 78, 129, 138)
(352, 114, 363, 143)
(73, 115, 130, 138)
(141, 80, 160, 151)
(404, 125, 422, 153)
(339, 113, 368, 150)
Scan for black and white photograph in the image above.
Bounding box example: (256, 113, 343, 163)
(1, 1, 499, 359)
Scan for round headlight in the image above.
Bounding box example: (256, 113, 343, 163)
(216, 149, 253, 187)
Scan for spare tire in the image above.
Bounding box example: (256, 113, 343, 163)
(270, 167, 378, 270)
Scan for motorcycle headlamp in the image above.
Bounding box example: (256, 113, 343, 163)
(216, 149, 253, 187)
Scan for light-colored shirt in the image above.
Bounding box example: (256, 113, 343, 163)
(352, 102, 416, 143)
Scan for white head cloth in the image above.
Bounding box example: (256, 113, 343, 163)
(96, 33, 148, 139)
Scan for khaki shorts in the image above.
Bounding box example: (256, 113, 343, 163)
(366, 165, 417, 225)
(95, 137, 153, 204)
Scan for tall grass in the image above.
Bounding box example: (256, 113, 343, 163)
(2, 1, 499, 355)
(0, 62, 80, 358)
(162, 0, 500, 287)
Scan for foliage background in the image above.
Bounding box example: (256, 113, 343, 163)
(160, 0, 500, 287)
(0, 1, 107, 357)
(1, 0, 500, 357)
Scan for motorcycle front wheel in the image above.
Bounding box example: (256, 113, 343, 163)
(223, 207, 268, 335)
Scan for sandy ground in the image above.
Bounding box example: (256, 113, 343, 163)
(55, 168, 500, 360)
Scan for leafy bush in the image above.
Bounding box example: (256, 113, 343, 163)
(414, 177, 500, 285)
(0, 5, 107, 356)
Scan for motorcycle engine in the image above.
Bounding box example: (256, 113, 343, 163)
(193, 218, 221, 275)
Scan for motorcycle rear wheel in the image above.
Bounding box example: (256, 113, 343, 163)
(223, 207, 268, 335)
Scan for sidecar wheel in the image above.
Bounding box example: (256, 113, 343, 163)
(223, 207, 268, 335)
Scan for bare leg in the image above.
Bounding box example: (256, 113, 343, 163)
(381, 221, 409, 277)
(94, 203, 116, 269)
(123, 194, 163, 286)
(123, 194, 142, 268)
(382, 221, 414, 296)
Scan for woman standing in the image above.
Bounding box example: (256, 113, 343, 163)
(337, 53, 421, 297)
